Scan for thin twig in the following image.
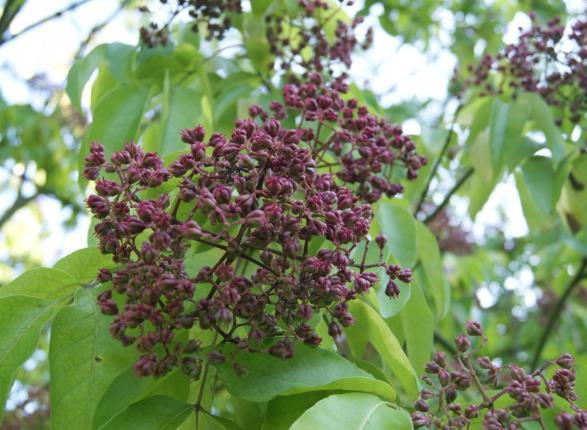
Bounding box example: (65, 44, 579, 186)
(414, 105, 462, 217)
(0, 0, 96, 47)
(531, 258, 587, 370)
(423, 167, 474, 225)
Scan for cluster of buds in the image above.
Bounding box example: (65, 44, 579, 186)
(139, 0, 242, 46)
(461, 16, 587, 127)
(84, 77, 422, 378)
(252, 72, 426, 203)
(412, 321, 586, 429)
(265, 0, 373, 78)
(138, 0, 372, 79)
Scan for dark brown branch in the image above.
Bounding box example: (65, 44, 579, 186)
(531, 258, 587, 370)
(414, 105, 462, 217)
(423, 167, 474, 225)
(0, 0, 95, 47)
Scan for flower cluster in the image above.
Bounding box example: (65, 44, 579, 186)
(139, 0, 242, 46)
(252, 73, 426, 203)
(265, 0, 373, 78)
(412, 322, 586, 429)
(139, 0, 372, 79)
(85, 77, 421, 377)
(461, 16, 587, 127)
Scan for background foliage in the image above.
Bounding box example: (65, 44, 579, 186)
(0, 0, 586, 429)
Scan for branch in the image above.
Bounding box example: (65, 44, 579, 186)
(0, 187, 39, 230)
(434, 331, 457, 356)
(0, 0, 95, 47)
(531, 258, 587, 370)
(73, 0, 130, 60)
(414, 104, 462, 217)
(0, 0, 26, 39)
(423, 167, 474, 225)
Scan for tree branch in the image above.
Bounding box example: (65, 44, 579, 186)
(0, 187, 39, 230)
(423, 167, 474, 225)
(0, 0, 95, 47)
(414, 104, 462, 217)
(531, 258, 587, 370)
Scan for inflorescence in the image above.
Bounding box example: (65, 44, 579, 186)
(412, 321, 587, 429)
(461, 16, 587, 127)
(85, 73, 424, 378)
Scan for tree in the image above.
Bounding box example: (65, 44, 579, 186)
(1, 0, 586, 429)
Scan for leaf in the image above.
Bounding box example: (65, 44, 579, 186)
(97, 396, 191, 430)
(0, 267, 77, 300)
(522, 92, 566, 165)
(53, 247, 114, 284)
(93, 367, 190, 429)
(521, 156, 557, 216)
(214, 344, 377, 402)
(488, 98, 528, 173)
(399, 278, 433, 376)
(262, 392, 328, 430)
(154, 86, 203, 156)
(376, 200, 417, 267)
(66, 43, 136, 111)
(79, 84, 149, 187)
(415, 222, 449, 318)
(290, 393, 413, 430)
(66, 45, 107, 111)
(284, 376, 396, 401)
(345, 300, 419, 400)
(50, 289, 137, 430)
(0, 296, 55, 423)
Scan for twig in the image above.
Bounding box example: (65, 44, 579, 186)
(414, 105, 462, 217)
(423, 167, 474, 225)
(434, 331, 457, 356)
(0, 0, 96, 47)
(531, 258, 587, 370)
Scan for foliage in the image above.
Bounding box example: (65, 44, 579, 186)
(1, 0, 587, 429)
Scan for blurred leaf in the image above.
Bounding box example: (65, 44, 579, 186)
(50, 289, 137, 430)
(97, 396, 191, 430)
(290, 393, 413, 430)
(346, 300, 419, 400)
(0, 296, 55, 423)
(376, 200, 417, 267)
(0, 267, 76, 300)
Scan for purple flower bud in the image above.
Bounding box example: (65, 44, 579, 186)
(556, 353, 575, 369)
(465, 320, 484, 337)
(455, 335, 470, 353)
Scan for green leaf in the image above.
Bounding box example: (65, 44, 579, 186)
(345, 300, 419, 400)
(399, 279, 433, 376)
(0, 296, 55, 423)
(66, 43, 136, 111)
(93, 367, 190, 429)
(214, 344, 377, 402)
(522, 92, 566, 165)
(290, 393, 413, 430)
(53, 247, 114, 284)
(97, 396, 191, 430)
(0, 267, 77, 300)
(66, 45, 107, 111)
(50, 289, 137, 430)
(415, 222, 449, 318)
(488, 98, 528, 172)
(521, 156, 558, 216)
(153, 86, 203, 156)
(262, 392, 328, 430)
(79, 84, 149, 187)
(376, 200, 417, 267)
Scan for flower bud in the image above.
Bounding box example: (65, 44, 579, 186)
(556, 353, 575, 369)
(454, 334, 470, 353)
(465, 320, 484, 337)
